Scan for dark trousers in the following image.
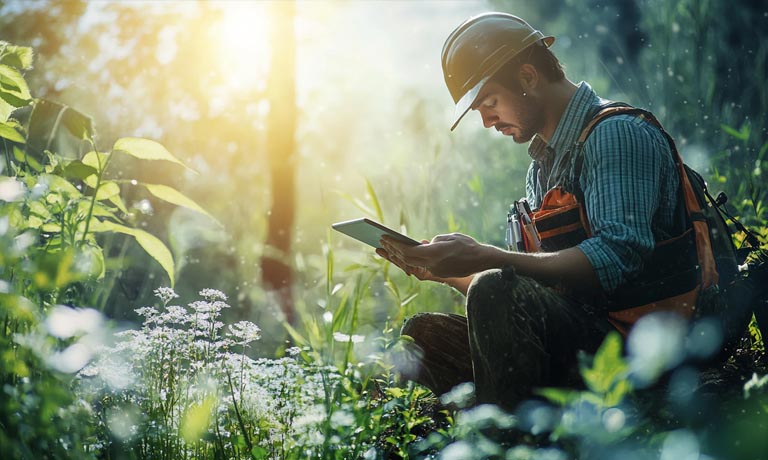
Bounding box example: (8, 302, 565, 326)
(399, 266, 612, 412)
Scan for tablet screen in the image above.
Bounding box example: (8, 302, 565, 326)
(332, 218, 420, 249)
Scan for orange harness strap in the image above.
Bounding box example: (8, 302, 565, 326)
(578, 107, 719, 289)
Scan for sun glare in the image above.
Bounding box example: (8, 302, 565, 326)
(215, 3, 271, 91)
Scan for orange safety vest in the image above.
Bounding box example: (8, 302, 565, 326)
(523, 106, 719, 336)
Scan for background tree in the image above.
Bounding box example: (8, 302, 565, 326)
(261, 1, 298, 325)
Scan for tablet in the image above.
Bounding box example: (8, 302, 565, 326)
(332, 218, 421, 249)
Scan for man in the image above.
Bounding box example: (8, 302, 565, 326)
(377, 12, 697, 411)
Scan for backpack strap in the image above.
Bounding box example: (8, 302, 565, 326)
(575, 105, 720, 289)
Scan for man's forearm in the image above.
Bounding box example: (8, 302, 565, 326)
(441, 275, 475, 296)
(481, 245, 602, 292)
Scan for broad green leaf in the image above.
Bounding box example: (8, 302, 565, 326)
(74, 244, 105, 280)
(62, 160, 97, 181)
(143, 183, 219, 224)
(0, 42, 34, 69)
(181, 396, 216, 442)
(77, 200, 117, 219)
(131, 229, 176, 287)
(41, 223, 61, 233)
(81, 151, 108, 174)
(0, 120, 24, 143)
(0, 293, 36, 323)
(26, 215, 44, 229)
(28, 200, 52, 219)
(535, 387, 580, 406)
(251, 446, 268, 460)
(386, 387, 405, 399)
(96, 220, 175, 287)
(39, 173, 81, 197)
(107, 194, 128, 214)
(0, 64, 31, 105)
(0, 99, 10, 122)
(12, 145, 24, 162)
(113, 137, 190, 170)
(95, 181, 120, 201)
(581, 332, 628, 396)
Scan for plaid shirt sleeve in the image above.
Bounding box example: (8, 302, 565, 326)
(576, 115, 677, 293)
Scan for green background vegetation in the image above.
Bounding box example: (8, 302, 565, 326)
(1, 0, 768, 459)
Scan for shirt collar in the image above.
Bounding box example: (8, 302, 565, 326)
(527, 81, 600, 162)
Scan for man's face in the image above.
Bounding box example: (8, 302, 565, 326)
(472, 81, 544, 143)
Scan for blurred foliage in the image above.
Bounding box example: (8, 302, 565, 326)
(1, 1, 768, 459)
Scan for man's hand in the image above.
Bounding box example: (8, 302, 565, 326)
(376, 239, 444, 281)
(376, 237, 477, 295)
(379, 233, 494, 278)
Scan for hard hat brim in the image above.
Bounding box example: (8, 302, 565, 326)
(450, 75, 489, 131)
(449, 35, 555, 131)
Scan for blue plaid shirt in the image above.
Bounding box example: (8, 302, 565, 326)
(525, 82, 680, 293)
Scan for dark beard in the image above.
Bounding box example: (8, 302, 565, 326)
(510, 93, 545, 143)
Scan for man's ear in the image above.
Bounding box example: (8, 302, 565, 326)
(518, 63, 539, 92)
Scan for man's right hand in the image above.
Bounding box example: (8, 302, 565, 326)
(376, 240, 474, 295)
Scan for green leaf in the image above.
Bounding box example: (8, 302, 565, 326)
(107, 194, 128, 214)
(143, 183, 219, 224)
(28, 200, 52, 219)
(283, 321, 309, 347)
(0, 120, 24, 143)
(251, 446, 268, 460)
(365, 177, 384, 222)
(39, 173, 81, 197)
(580, 332, 628, 397)
(180, 396, 216, 442)
(62, 160, 97, 181)
(535, 387, 580, 406)
(81, 151, 108, 174)
(386, 387, 405, 399)
(77, 200, 117, 219)
(131, 228, 176, 288)
(721, 124, 749, 141)
(74, 244, 105, 280)
(95, 220, 175, 287)
(113, 137, 191, 170)
(95, 181, 120, 201)
(0, 64, 31, 106)
(0, 41, 34, 69)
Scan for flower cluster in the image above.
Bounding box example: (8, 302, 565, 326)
(78, 287, 341, 458)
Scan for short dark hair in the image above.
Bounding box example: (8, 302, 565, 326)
(490, 44, 565, 92)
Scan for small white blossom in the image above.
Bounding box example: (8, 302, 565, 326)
(229, 321, 262, 345)
(153, 287, 179, 304)
(332, 332, 365, 343)
(286, 346, 301, 357)
(199, 288, 227, 302)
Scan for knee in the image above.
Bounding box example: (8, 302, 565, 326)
(401, 312, 434, 339)
(466, 266, 519, 316)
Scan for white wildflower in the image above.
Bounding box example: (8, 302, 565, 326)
(189, 301, 218, 314)
(153, 287, 179, 304)
(330, 410, 355, 429)
(45, 305, 103, 339)
(286, 346, 301, 357)
(228, 321, 261, 345)
(333, 332, 365, 343)
(160, 305, 189, 324)
(199, 288, 227, 301)
(134, 306, 159, 322)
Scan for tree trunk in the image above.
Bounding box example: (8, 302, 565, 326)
(261, 1, 297, 324)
